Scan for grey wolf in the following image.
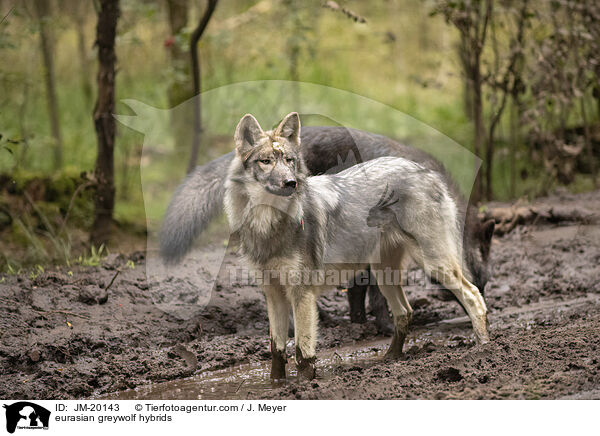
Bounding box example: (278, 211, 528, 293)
(223, 112, 489, 379)
(159, 124, 494, 333)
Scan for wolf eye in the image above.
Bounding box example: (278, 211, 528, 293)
(260, 159, 271, 165)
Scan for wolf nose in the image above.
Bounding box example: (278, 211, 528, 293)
(283, 179, 297, 189)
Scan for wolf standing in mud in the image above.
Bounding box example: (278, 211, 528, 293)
(160, 121, 495, 336)
(223, 112, 489, 379)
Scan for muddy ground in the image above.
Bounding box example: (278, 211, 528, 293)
(1, 190, 599, 400)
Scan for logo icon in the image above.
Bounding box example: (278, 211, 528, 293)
(3, 402, 50, 434)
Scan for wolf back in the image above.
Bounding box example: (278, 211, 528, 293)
(159, 126, 494, 291)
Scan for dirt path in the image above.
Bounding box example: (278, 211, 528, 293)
(1, 191, 599, 400)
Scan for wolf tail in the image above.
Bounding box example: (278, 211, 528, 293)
(159, 152, 235, 264)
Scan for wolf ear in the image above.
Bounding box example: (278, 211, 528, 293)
(235, 114, 264, 152)
(274, 112, 301, 147)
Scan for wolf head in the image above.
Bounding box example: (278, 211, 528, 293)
(464, 215, 495, 294)
(233, 112, 308, 198)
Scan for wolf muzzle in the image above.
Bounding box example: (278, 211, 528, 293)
(266, 178, 297, 197)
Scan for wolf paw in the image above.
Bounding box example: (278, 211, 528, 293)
(271, 359, 287, 380)
(271, 341, 288, 380)
(295, 346, 317, 380)
(383, 328, 407, 360)
(383, 347, 405, 361)
(296, 358, 316, 380)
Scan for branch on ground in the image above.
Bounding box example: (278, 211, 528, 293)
(479, 202, 598, 236)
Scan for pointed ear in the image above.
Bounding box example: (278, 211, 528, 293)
(234, 114, 264, 152)
(274, 112, 301, 147)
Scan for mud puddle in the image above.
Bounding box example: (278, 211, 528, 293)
(94, 325, 473, 400)
(3, 193, 599, 400)
(95, 293, 600, 400)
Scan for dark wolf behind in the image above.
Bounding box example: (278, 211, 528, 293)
(159, 123, 494, 327)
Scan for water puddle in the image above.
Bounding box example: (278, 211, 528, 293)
(91, 251, 600, 402)
(94, 325, 470, 400)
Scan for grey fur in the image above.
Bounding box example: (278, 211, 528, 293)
(224, 113, 489, 379)
(159, 152, 232, 264)
(160, 125, 493, 288)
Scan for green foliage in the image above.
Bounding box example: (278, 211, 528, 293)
(5, 262, 22, 276)
(0, 0, 598, 271)
(73, 244, 106, 267)
(8, 206, 72, 266)
(29, 264, 44, 280)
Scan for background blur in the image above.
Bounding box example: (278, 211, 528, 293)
(0, 0, 598, 271)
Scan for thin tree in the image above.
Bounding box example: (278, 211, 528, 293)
(435, 0, 492, 202)
(91, 0, 119, 245)
(166, 0, 190, 107)
(483, 0, 529, 200)
(34, 0, 63, 170)
(166, 0, 194, 152)
(284, 0, 301, 107)
(186, 0, 218, 174)
(73, 0, 93, 104)
(572, 0, 598, 188)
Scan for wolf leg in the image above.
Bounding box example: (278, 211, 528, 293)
(291, 290, 318, 380)
(377, 283, 411, 360)
(367, 280, 394, 335)
(264, 284, 291, 380)
(415, 240, 489, 343)
(347, 278, 367, 323)
(289, 300, 333, 338)
(430, 263, 489, 344)
(373, 252, 412, 359)
(444, 268, 489, 343)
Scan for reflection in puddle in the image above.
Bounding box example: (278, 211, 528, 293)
(95, 341, 387, 400)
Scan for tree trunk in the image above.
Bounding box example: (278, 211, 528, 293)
(91, 0, 119, 246)
(458, 34, 474, 121)
(485, 122, 496, 200)
(509, 100, 518, 198)
(472, 57, 484, 203)
(284, 0, 301, 107)
(484, 89, 509, 201)
(34, 0, 62, 170)
(74, 1, 93, 104)
(186, 0, 218, 174)
(166, 0, 193, 151)
(166, 0, 188, 62)
(580, 98, 598, 188)
(166, 0, 191, 107)
(594, 86, 600, 121)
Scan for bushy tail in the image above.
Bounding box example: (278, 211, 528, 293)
(159, 152, 235, 264)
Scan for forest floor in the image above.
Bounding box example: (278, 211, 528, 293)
(1, 190, 599, 400)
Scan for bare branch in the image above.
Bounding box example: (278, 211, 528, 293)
(323, 1, 366, 24)
(187, 0, 219, 174)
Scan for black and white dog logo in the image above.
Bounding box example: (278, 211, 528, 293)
(3, 402, 50, 434)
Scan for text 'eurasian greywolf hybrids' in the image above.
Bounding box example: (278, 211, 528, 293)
(224, 112, 490, 380)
